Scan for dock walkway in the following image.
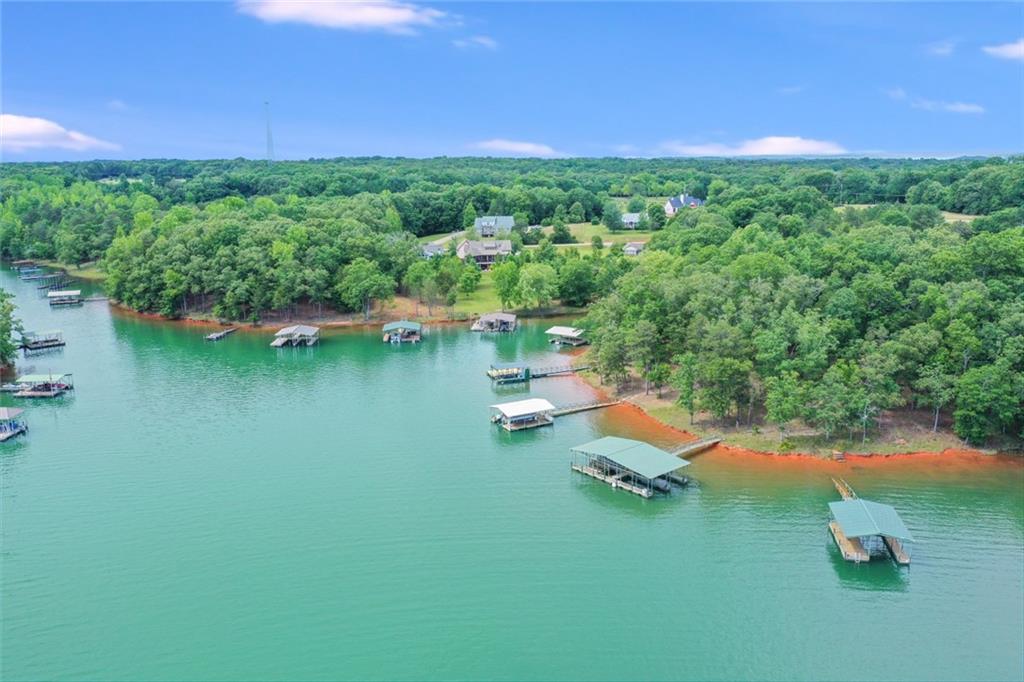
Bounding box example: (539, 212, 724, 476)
(669, 437, 722, 457)
(205, 328, 238, 342)
(551, 399, 620, 417)
(571, 463, 653, 498)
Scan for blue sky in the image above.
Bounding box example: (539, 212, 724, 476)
(2, 2, 1022, 160)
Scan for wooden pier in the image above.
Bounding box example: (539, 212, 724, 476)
(205, 327, 238, 342)
(551, 399, 620, 417)
(832, 477, 856, 500)
(669, 436, 722, 457)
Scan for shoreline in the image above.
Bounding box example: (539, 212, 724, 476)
(573, 364, 1008, 462)
(102, 296, 1015, 463)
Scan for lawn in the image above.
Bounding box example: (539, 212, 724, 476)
(541, 222, 657, 246)
(36, 259, 107, 281)
(452, 270, 503, 316)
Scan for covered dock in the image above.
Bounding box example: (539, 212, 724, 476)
(828, 498, 914, 565)
(47, 290, 83, 306)
(271, 325, 320, 347)
(471, 312, 517, 332)
(0, 407, 28, 442)
(545, 325, 588, 347)
(20, 330, 66, 353)
(570, 436, 690, 498)
(7, 373, 75, 398)
(383, 320, 422, 343)
(490, 398, 556, 431)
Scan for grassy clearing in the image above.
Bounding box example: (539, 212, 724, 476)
(36, 259, 107, 281)
(416, 230, 464, 245)
(452, 270, 503, 316)
(539, 222, 657, 246)
(941, 211, 979, 224)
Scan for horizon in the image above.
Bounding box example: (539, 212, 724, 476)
(3, 1, 1022, 162)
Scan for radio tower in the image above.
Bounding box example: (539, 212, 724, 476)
(264, 101, 274, 162)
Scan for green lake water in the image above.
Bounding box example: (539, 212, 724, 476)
(2, 267, 1023, 681)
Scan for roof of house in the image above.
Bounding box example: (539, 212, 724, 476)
(545, 326, 584, 338)
(0, 407, 25, 420)
(475, 215, 515, 230)
(828, 499, 914, 541)
(571, 436, 690, 480)
(421, 243, 446, 255)
(383, 320, 422, 332)
(276, 325, 320, 336)
(47, 290, 81, 298)
(16, 373, 72, 384)
(460, 240, 512, 257)
(480, 312, 517, 323)
(624, 241, 645, 249)
(667, 194, 705, 208)
(490, 398, 556, 418)
(621, 212, 642, 223)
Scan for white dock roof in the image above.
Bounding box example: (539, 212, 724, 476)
(545, 326, 583, 338)
(276, 324, 320, 336)
(47, 290, 81, 298)
(490, 398, 556, 418)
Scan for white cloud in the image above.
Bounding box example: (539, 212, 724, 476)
(982, 38, 1024, 61)
(473, 138, 561, 157)
(453, 35, 497, 50)
(926, 39, 956, 57)
(236, 0, 446, 35)
(106, 99, 129, 112)
(1, 114, 120, 153)
(886, 86, 984, 114)
(660, 136, 847, 157)
(777, 85, 805, 95)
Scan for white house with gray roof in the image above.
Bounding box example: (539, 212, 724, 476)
(456, 239, 512, 270)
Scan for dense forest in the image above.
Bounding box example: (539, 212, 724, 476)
(1, 156, 1021, 446)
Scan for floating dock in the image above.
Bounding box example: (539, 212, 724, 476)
(20, 330, 66, 353)
(0, 408, 28, 442)
(47, 290, 83, 307)
(383, 321, 422, 343)
(271, 325, 319, 347)
(545, 326, 588, 347)
(5, 373, 74, 399)
(486, 362, 591, 384)
(827, 481, 914, 566)
(471, 312, 517, 332)
(205, 328, 238, 342)
(570, 436, 691, 498)
(490, 398, 556, 431)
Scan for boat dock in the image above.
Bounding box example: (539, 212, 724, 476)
(0, 408, 28, 443)
(570, 436, 692, 498)
(5, 373, 75, 398)
(829, 520, 871, 562)
(47, 290, 83, 307)
(486, 362, 591, 384)
(827, 488, 914, 566)
(271, 325, 320, 347)
(20, 330, 66, 353)
(205, 327, 238, 342)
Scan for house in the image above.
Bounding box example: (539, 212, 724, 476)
(456, 239, 512, 270)
(664, 193, 705, 216)
(621, 212, 643, 229)
(623, 241, 645, 256)
(475, 215, 515, 238)
(421, 243, 446, 259)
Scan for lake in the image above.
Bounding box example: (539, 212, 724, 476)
(2, 268, 1022, 681)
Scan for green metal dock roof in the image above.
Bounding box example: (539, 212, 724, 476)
(828, 499, 914, 542)
(571, 436, 689, 480)
(383, 320, 422, 332)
